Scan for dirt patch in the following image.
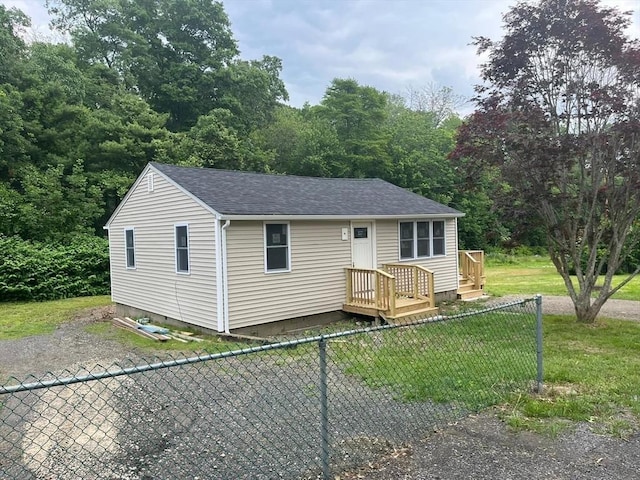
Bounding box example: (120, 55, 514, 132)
(336, 411, 640, 480)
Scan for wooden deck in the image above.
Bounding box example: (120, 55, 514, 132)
(343, 264, 439, 323)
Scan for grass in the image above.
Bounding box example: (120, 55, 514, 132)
(334, 309, 537, 411)
(485, 254, 640, 300)
(502, 315, 640, 437)
(0, 296, 112, 340)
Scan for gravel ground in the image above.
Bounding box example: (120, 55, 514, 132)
(494, 295, 640, 321)
(0, 296, 639, 479)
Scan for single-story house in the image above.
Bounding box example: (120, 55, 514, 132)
(105, 162, 484, 335)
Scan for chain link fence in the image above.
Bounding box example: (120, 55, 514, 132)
(0, 297, 543, 479)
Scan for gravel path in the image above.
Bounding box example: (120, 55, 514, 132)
(496, 295, 640, 321)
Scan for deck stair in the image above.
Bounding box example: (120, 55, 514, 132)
(457, 250, 486, 300)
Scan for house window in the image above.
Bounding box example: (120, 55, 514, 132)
(265, 223, 290, 272)
(124, 228, 135, 269)
(175, 224, 189, 273)
(400, 222, 414, 259)
(433, 221, 445, 256)
(399, 220, 446, 260)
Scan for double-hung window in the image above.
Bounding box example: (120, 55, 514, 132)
(124, 227, 135, 269)
(399, 220, 446, 260)
(175, 224, 190, 273)
(264, 223, 290, 272)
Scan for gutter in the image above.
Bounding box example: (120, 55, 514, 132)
(218, 213, 465, 221)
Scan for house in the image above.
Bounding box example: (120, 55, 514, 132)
(105, 162, 484, 336)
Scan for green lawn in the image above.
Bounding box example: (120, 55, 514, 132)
(486, 255, 640, 300)
(0, 296, 112, 340)
(505, 315, 640, 437)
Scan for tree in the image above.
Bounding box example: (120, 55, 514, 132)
(453, 0, 640, 323)
(404, 83, 467, 127)
(317, 78, 391, 178)
(47, 0, 287, 131)
(0, 5, 29, 84)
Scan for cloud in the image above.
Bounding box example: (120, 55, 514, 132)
(4, 0, 638, 109)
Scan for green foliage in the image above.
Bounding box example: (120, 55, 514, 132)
(0, 235, 110, 301)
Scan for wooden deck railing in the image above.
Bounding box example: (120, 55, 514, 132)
(459, 250, 485, 290)
(382, 264, 435, 307)
(345, 268, 396, 316)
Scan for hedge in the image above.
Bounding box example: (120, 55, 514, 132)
(0, 235, 110, 301)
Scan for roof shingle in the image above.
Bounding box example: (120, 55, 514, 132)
(151, 162, 463, 217)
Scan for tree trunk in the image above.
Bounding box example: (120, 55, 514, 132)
(573, 299, 600, 323)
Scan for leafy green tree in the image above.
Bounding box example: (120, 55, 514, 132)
(0, 5, 29, 84)
(453, 0, 640, 323)
(10, 161, 103, 242)
(48, 0, 287, 131)
(317, 78, 391, 178)
(253, 105, 344, 177)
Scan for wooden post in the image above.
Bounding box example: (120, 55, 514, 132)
(428, 270, 435, 308)
(345, 269, 352, 303)
(389, 278, 396, 317)
(413, 266, 418, 299)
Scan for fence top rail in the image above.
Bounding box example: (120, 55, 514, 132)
(414, 265, 434, 275)
(345, 267, 394, 279)
(0, 296, 540, 395)
(463, 251, 480, 263)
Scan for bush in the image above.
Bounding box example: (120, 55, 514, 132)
(0, 235, 110, 301)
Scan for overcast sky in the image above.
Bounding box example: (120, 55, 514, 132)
(3, 0, 639, 113)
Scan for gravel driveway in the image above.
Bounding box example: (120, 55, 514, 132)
(1, 296, 639, 479)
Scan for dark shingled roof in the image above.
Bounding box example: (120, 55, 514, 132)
(151, 162, 462, 217)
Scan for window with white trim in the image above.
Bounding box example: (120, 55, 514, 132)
(433, 220, 445, 256)
(264, 223, 290, 272)
(399, 220, 446, 260)
(175, 224, 190, 273)
(124, 228, 135, 268)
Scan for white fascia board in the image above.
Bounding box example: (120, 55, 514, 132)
(219, 213, 465, 221)
(103, 164, 223, 229)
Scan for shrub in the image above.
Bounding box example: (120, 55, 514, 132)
(0, 235, 110, 301)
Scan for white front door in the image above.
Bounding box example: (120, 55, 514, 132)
(351, 222, 374, 269)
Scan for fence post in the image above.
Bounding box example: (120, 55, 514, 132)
(319, 336, 330, 480)
(535, 294, 544, 394)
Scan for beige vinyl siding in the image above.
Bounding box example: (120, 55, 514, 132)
(108, 173, 217, 330)
(226, 221, 350, 329)
(376, 219, 458, 293)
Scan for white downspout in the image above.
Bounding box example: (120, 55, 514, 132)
(221, 220, 231, 333)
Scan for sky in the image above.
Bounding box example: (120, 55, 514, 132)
(3, 0, 639, 113)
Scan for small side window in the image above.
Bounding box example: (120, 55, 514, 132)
(125, 228, 135, 269)
(175, 224, 189, 273)
(265, 223, 290, 272)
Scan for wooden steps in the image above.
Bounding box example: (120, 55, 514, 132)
(457, 278, 485, 300)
